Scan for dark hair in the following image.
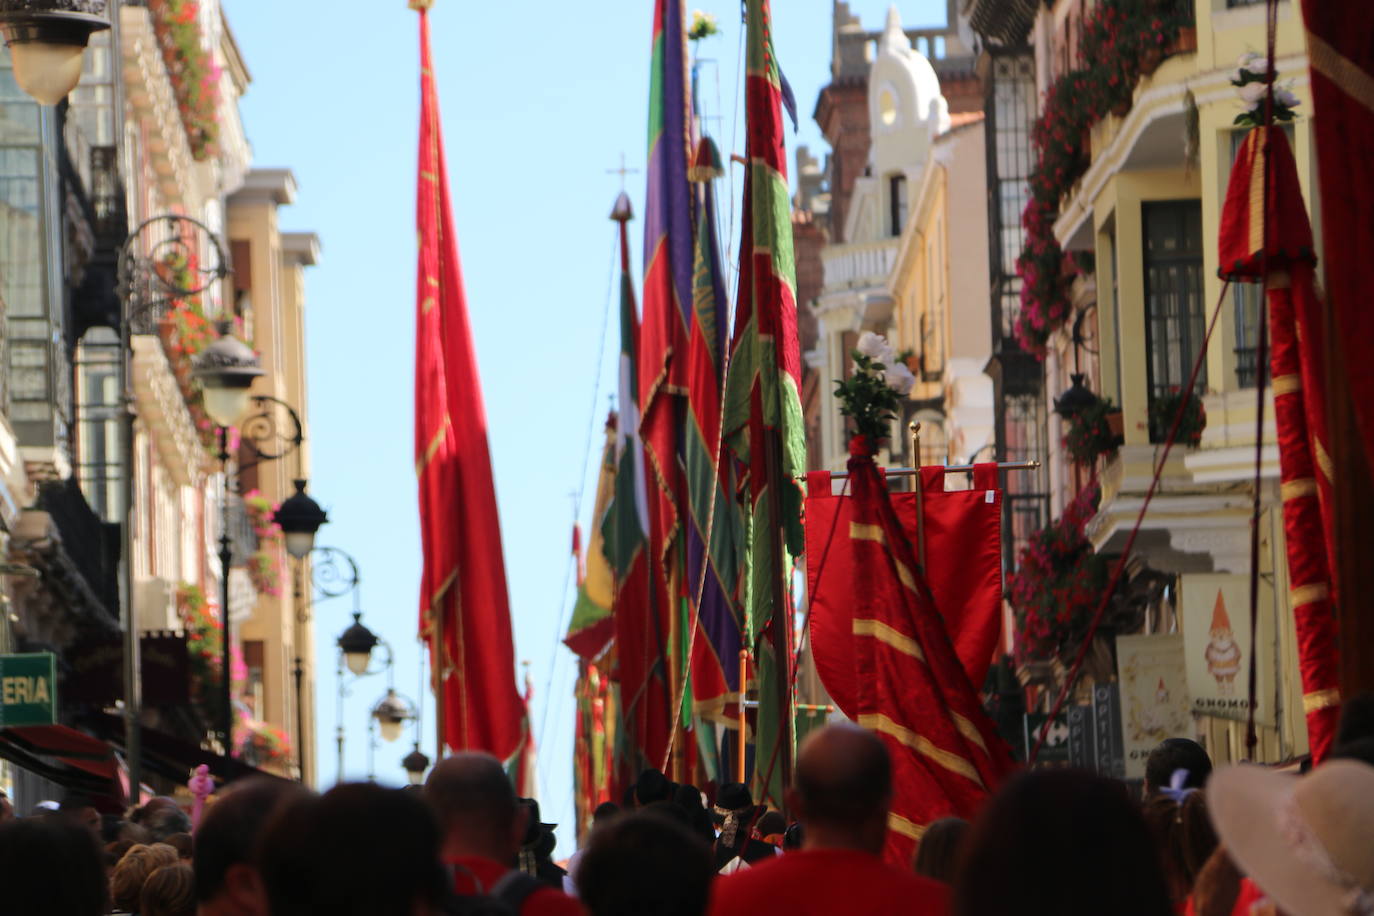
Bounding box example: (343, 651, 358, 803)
(1142, 791, 1218, 903)
(0, 815, 107, 914)
(59, 792, 97, 812)
(1190, 846, 1244, 916)
(163, 831, 193, 860)
(635, 768, 672, 805)
(1144, 738, 1212, 794)
(756, 810, 787, 838)
(783, 822, 803, 850)
(1337, 690, 1374, 745)
(141, 863, 196, 916)
(953, 769, 1173, 916)
(576, 810, 714, 916)
(146, 805, 192, 842)
(1331, 736, 1374, 767)
(194, 777, 308, 903)
(592, 802, 620, 824)
(912, 817, 969, 884)
(258, 782, 447, 916)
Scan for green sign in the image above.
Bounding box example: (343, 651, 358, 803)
(0, 653, 56, 727)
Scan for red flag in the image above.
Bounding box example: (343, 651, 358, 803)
(413, 3, 525, 761)
(1218, 127, 1340, 758)
(806, 464, 1005, 718)
(843, 439, 1014, 867)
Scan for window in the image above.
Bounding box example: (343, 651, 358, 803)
(987, 53, 1036, 343)
(1002, 392, 1050, 572)
(889, 174, 907, 237)
(1142, 200, 1206, 441)
(74, 328, 122, 521)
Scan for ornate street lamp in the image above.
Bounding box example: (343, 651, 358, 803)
(274, 480, 328, 559)
(401, 744, 430, 787)
(1054, 372, 1101, 419)
(192, 328, 264, 427)
(337, 612, 380, 677)
(0, 0, 110, 105)
(371, 689, 417, 744)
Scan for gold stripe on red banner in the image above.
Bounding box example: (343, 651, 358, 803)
(1307, 31, 1374, 115)
(849, 523, 918, 593)
(1282, 478, 1318, 502)
(1303, 687, 1341, 714)
(859, 713, 984, 787)
(888, 812, 926, 841)
(1273, 374, 1301, 396)
(1290, 582, 1330, 608)
(852, 618, 925, 662)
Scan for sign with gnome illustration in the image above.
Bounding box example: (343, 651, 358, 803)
(1117, 634, 1191, 780)
(1181, 573, 1276, 726)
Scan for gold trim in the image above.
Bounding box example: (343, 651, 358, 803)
(1315, 437, 1335, 483)
(1290, 582, 1330, 608)
(1247, 131, 1265, 258)
(858, 713, 984, 787)
(1307, 31, 1374, 116)
(415, 415, 451, 476)
(952, 712, 990, 755)
(852, 618, 925, 662)
(1273, 374, 1301, 396)
(887, 812, 926, 841)
(420, 171, 438, 184)
(421, 296, 437, 315)
(1281, 478, 1317, 502)
(849, 522, 917, 593)
(1303, 687, 1341, 714)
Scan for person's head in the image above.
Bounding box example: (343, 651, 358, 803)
(424, 751, 525, 861)
(105, 838, 137, 871)
(0, 790, 12, 824)
(1142, 790, 1218, 903)
(1144, 738, 1212, 795)
(118, 820, 152, 845)
(59, 792, 102, 837)
(141, 863, 196, 916)
(145, 804, 192, 842)
(163, 831, 193, 861)
(194, 777, 309, 914)
(111, 843, 180, 912)
(635, 768, 672, 806)
(0, 813, 107, 914)
(756, 810, 787, 842)
(953, 769, 1173, 916)
(786, 722, 892, 855)
(576, 809, 714, 916)
(131, 796, 179, 825)
(1207, 759, 1374, 916)
(258, 782, 447, 916)
(592, 801, 620, 826)
(1332, 736, 1374, 768)
(911, 816, 969, 884)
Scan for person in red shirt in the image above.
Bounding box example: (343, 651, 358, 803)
(708, 722, 950, 916)
(426, 752, 585, 916)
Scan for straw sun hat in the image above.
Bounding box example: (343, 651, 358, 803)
(1209, 760, 1374, 916)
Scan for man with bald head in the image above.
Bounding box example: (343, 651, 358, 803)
(425, 751, 584, 915)
(708, 723, 949, 915)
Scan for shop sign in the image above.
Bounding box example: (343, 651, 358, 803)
(0, 653, 56, 727)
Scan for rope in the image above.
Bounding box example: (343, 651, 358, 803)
(535, 228, 620, 761)
(1244, 0, 1281, 760)
(1031, 279, 1231, 763)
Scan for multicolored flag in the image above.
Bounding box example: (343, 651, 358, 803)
(845, 442, 1015, 867)
(636, 0, 695, 775)
(565, 418, 618, 661)
(604, 191, 665, 776)
(721, 0, 808, 809)
(412, 0, 525, 761)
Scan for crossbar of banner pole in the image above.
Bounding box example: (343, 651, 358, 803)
(807, 459, 1041, 481)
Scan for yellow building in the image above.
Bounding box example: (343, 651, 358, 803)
(1039, 0, 1316, 764)
(227, 170, 320, 783)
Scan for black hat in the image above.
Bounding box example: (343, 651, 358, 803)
(635, 768, 672, 805)
(713, 782, 754, 814)
(517, 797, 556, 846)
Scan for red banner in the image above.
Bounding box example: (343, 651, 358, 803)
(837, 445, 1013, 866)
(806, 463, 1004, 719)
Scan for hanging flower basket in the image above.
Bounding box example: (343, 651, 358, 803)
(1064, 399, 1124, 466)
(1148, 387, 1207, 446)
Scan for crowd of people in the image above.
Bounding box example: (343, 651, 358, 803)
(1, 693, 1371, 915)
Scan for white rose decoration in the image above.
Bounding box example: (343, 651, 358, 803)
(1238, 81, 1268, 110)
(884, 361, 916, 397)
(1275, 86, 1300, 109)
(855, 331, 896, 367)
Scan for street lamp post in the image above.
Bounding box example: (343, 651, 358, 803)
(116, 214, 230, 800)
(334, 611, 389, 783)
(292, 544, 360, 782)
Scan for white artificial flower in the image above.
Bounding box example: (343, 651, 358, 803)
(1240, 54, 1269, 77)
(884, 361, 917, 397)
(1238, 81, 1268, 110)
(855, 331, 896, 366)
(1275, 85, 1300, 109)
(1236, 52, 1259, 69)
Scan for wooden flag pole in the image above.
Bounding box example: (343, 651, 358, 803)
(737, 649, 749, 782)
(910, 423, 927, 571)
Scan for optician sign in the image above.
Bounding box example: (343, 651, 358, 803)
(0, 653, 57, 727)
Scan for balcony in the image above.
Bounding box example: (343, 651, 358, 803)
(820, 239, 898, 293)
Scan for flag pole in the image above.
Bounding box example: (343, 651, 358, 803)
(737, 649, 748, 781)
(909, 423, 927, 571)
(764, 428, 794, 811)
(816, 459, 1040, 480)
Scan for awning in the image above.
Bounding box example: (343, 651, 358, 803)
(0, 725, 123, 804)
(85, 712, 285, 788)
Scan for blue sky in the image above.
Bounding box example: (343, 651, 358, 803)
(226, 0, 946, 853)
